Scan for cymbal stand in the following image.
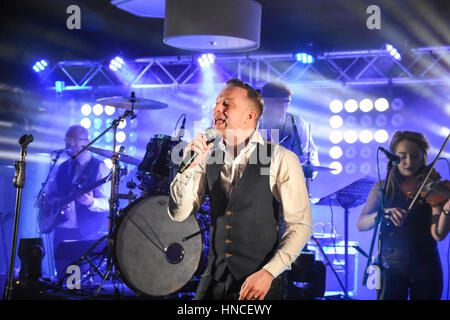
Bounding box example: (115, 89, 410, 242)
(71, 93, 137, 297)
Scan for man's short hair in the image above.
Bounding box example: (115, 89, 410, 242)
(261, 82, 292, 101)
(226, 78, 264, 119)
(66, 125, 89, 139)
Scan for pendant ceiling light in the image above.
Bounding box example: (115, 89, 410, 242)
(163, 0, 261, 52)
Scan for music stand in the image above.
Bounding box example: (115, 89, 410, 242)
(315, 176, 376, 298)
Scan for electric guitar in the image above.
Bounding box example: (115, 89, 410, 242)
(38, 172, 112, 234)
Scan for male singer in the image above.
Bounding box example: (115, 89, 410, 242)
(168, 78, 312, 300)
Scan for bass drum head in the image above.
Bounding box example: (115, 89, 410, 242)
(113, 195, 203, 297)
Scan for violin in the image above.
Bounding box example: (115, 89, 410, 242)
(400, 166, 450, 206)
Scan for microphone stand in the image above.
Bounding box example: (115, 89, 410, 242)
(3, 134, 33, 300)
(35, 151, 62, 208)
(362, 149, 395, 300)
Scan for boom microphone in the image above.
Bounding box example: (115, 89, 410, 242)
(379, 147, 401, 165)
(177, 128, 217, 174)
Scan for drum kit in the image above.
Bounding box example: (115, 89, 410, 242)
(56, 92, 210, 298)
(55, 92, 336, 299)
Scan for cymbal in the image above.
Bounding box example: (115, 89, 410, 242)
(88, 147, 141, 166)
(96, 96, 168, 110)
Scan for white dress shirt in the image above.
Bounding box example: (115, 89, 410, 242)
(168, 129, 313, 278)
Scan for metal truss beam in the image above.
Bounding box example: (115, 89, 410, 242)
(44, 46, 450, 92)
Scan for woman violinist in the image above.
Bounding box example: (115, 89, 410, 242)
(358, 130, 450, 300)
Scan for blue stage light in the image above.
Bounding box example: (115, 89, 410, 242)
(385, 43, 401, 61)
(32, 59, 49, 72)
(109, 56, 124, 71)
(198, 53, 215, 68)
(295, 53, 314, 64)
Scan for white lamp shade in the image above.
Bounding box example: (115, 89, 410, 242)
(163, 0, 261, 52)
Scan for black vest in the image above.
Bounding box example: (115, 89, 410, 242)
(205, 142, 280, 281)
(55, 157, 107, 238)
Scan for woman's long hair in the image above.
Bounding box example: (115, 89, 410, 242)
(384, 130, 430, 200)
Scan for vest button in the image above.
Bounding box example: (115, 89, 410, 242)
(225, 239, 232, 244)
(225, 224, 232, 230)
(225, 253, 232, 258)
(226, 210, 233, 216)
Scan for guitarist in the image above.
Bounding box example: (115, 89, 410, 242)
(45, 125, 110, 278)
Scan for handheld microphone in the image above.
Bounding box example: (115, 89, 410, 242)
(53, 147, 73, 154)
(379, 147, 401, 165)
(177, 128, 217, 174)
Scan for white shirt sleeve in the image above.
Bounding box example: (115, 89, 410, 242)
(89, 161, 111, 212)
(168, 161, 208, 222)
(263, 146, 313, 278)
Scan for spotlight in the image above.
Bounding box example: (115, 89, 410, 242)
(375, 114, 388, 127)
(93, 118, 102, 130)
(385, 43, 401, 61)
(360, 162, 372, 175)
(92, 104, 103, 116)
(359, 98, 373, 112)
(80, 118, 91, 129)
(198, 53, 215, 68)
(295, 52, 314, 64)
(329, 146, 343, 159)
(329, 161, 343, 175)
(81, 104, 92, 116)
(329, 115, 343, 129)
(345, 162, 356, 174)
(104, 105, 116, 115)
(344, 99, 358, 113)
(329, 100, 343, 113)
(345, 146, 357, 159)
(116, 131, 126, 143)
(129, 132, 137, 143)
(118, 119, 127, 130)
(329, 131, 343, 144)
(344, 130, 358, 144)
(374, 129, 389, 143)
(391, 114, 404, 126)
(109, 56, 124, 71)
(32, 59, 49, 73)
(374, 98, 389, 112)
(360, 115, 373, 127)
(359, 130, 373, 144)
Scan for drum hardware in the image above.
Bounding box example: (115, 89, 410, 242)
(96, 95, 168, 110)
(112, 195, 210, 297)
(70, 92, 141, 297)
(88, 147, 141, 166)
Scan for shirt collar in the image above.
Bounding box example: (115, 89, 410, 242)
(216, 129, 265, 155)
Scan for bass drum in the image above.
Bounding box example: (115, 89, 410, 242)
(112, 194, 209, 297)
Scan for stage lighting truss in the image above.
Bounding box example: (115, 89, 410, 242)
(43, 46, 450, 92)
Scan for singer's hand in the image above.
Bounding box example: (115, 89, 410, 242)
(384, 207, 408, 227)
(183, 133, 214, 169)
